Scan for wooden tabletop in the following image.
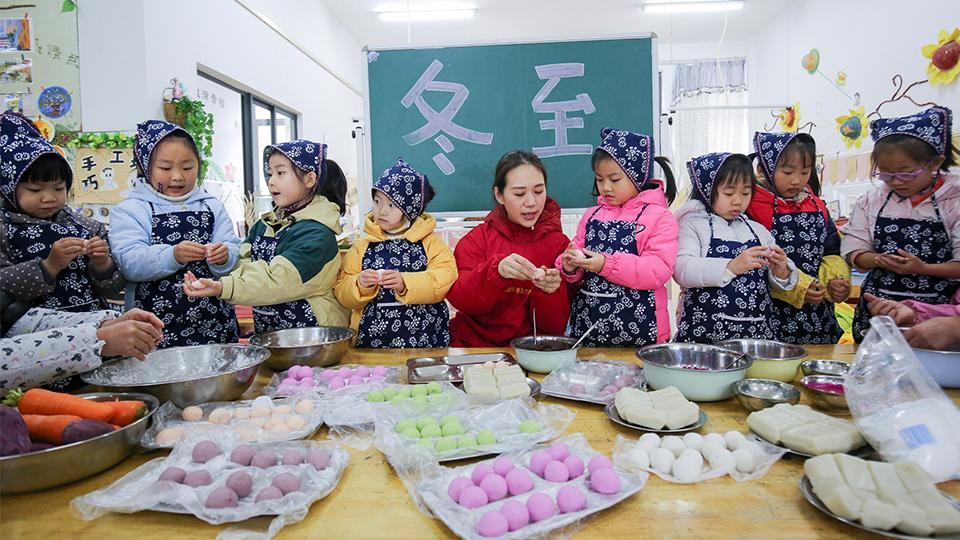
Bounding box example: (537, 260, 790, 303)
(2, 345, 958, 539)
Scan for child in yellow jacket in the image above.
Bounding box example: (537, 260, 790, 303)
(335, 158, 457, 348)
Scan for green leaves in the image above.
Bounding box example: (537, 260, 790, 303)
(172, 96, 215, 182)
(63, 131, 135, 149)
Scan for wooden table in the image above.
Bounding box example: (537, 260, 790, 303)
(2, 345, 958, 539)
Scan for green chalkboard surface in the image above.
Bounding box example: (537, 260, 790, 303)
(365, 36, 657, 213)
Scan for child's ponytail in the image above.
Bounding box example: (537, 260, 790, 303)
(318, 159, 347, 216)
(654, 156, 677, 205)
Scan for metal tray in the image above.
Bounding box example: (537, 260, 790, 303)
(604, 403, 708, 434)
(750, 430, 875, 459)
(406, 353, 515, 384)
(799, 475, 960, 539)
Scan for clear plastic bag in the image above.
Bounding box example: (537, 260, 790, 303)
(612, 432, 786, 484)
(540, 355, 645, 404)
(141, 396, 324, 449)
(261, 364, 401, 397)
(71, 433, 348, 539)
(399, 432, 647, 539)
(845, 315, 960, 482)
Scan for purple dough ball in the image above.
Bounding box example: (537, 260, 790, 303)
(505, 468, 533, 496)
(479, 473, 509, 502)
(191, 440, 221, 463)
(556, 486, 587, 513)
(476, 510, 509, 538)
(471, 463, 496, 486)
(544, 460, 570, 483)
(547, 443, 570, 461)
(271, 472, 301, 494)
(158, 467, 187, 483)
(569, 383, 586, 395)
(297, 366, 313, 379)
(526, 492, 557, 522)
(587, 455, 613, 474)
(255, 485, 284, 502)
(500, 500, 530, 531)
(447, 476, 472, 501)
(183, 470, 213, 487)
(528, 450, 552, 477)
(563, 455, 585, 479)
(205, 486, 239, 509)
(229, 444, 256, 466)
(458, 485, 489, 509)
(281, 449, 305, 466)
(329, 377, 345, 390)
(348, 375, 364, 386)
(307, 450, 330, 471)
(251, 450, 278, 469)
(492, 456, 515, 477)
(226, 471, 253, 498)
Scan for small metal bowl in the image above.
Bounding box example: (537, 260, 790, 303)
(510, 336, 579, 374)
(81, 344, 269, 407)
(0, 392, 159, 494)
(731, 378, 801, 412)
(800, 360, 850, 378)
(716, 339, 808, 382)
(800, 375, 848, 413)
(637, 343, 752, 401)
(249, 326, 355, 370)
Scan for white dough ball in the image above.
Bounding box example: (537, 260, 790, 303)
(733, 448, 757, 473)
(660, 436, 686, 457)
(682, 432, 703, 451)
(650, 448, 675, 474)
(252, 396, 273, 409)
(700, 439, 726, 461)
(738, 441, 759, 455)
(637, 433, 661, 453)
(707, 448, 736, 472)
(724, 431, 747, 451)
(672, 455, 702, 482)
(678, 448, 704, 469)
(703, 432, 725, 448)
(624, 448, 649, 469)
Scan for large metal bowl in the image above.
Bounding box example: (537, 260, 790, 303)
(80, 344, 269, 407)
(716, 339, 808, 382)
(637, 343, 752, 401)
(800, 375, 848, 413)
(510, 335, 579, 374)
(249, 326, 355, 371)
(912, 347, 960, 388)
(731, 378, 801, 412)
(0, 392, 159, 494)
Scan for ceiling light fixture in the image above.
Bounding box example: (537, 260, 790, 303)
(642, 1, 744, 14)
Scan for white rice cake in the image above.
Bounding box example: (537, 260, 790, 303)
(804, 454, 843, 488)
(836, 454, 877, 493)
(463, 367, 499, 398)
(498, 381, 530, 399)
(860, 498, 900, 531)
(895, 503, 935, 537)
(615, 386, 698, 430)
(664, 402, 700, 430)
(748, 404, 864, 455)
(746, 409, 786, 444)
(867, 461, 910, 504)
(894, 460, 934, 493)
(911, 490, 960, 534)
(494, 365, 529, 398)
(814, 482, 863, 521)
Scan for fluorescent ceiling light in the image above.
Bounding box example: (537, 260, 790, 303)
(377, 9, 475, 22)
(642, 1, 744, 14)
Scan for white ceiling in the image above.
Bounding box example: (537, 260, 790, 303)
(322, 0, 795, 50)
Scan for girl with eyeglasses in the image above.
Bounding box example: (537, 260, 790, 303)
(841, 106, 960, 342)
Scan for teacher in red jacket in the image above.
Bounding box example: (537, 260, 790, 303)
(448, 150, 572, 346)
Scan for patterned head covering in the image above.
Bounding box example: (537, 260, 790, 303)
(596, 128, 655, 191)
(263, 139, 328, 191)
(373, 157, 432, 221)
(134, 119, 195, 181)
(687, 152, 739, 204)
(753, 131, 815, 182)
(869, 106, 952, 156)
(0, 111, 71, 208)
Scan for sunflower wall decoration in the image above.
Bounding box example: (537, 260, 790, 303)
(776, 103, 801, 132)
(835, 106, 869, 149)
(922, 28, 960, 85)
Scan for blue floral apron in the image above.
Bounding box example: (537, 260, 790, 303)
(674, 215, 776, 344)
(354, 238, 450, 348)
(770, 197, 843, 344)
(250, 232, 319, 333)
(853, 190, 958, 341)
(570, 206, 658, 347)
(5, 211, 102, 312)
(134, 202, 238, 348)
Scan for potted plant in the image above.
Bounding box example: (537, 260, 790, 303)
(162, 79, 214, 181)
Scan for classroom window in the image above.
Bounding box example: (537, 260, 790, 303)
(252, 98, 299, 213)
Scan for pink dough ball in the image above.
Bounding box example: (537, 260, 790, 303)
(504, 468, 533, 496)
(307, 450, 330, 471)
(589, 467, 621, 495)
(458, 485, 489, 509)
(255, 485, 283, 502)
(587, 455, 613, 474)
(205, 486, 239, 509)
(348, 375, 364, 386)
(556, 486, 587, 513)
(355, 366, 371, 377)
(476, 510, 509, 538)
(500, 500, 530, 531)
(321, 369, 337, 380)
(492, 456, 515, 477)
(547, 443, 570, 461)
(336, 367, 352, 378)
(569, 383, 586, 394)
(528, 450, 552, 476)
(447, 476, 472, 501)
(372, 365, 387, 376)
(183, 470, 213, 487)
(563, 455, 585, 479)
(471, 463, 496, 486)
(229, 444, 256, 466)
(544, 460, 570, 483)
(479, 473, 508, 502)
(158, 467, 186, 483)
(329, 377, 345, 390)
(526, 492, 557, 522)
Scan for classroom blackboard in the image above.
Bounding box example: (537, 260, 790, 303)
(364, 36, 657, 213)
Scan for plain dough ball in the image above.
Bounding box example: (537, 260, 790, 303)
(724, 431, 747, 451)
(208, 408, 232, 425)
(733, 448, 757, 473)
(294, 400, 314, 414)
(637, 433, 661, 453)
(181, 406, 203, 422)
(286, 415, 307, 431)
(155, 427, 183, 446)
(708, 448, 736, 472)
(234, 422, 259, 442)
(682, 433, 704, 451)
(272, 405, 291, 416)
(701, 439, 726, 461)
(703, 432, 725, 448)
(650, 448, 675, 474)
(672, 455, 701, 482)
(678, 448, 704, 470)
(624, 448, 649, 469)
(660, 436, 686, 457)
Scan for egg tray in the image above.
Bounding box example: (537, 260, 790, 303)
(71, 435, 349, 526)
(262, 364, 402, 398)
(414, 432, 647, 540)
(540, 358, 645, 405)
(407, 353, 517, 384)
(372, 397, 575, 466)
(613, 433, 786, 484)
(140, 396, 324, 449)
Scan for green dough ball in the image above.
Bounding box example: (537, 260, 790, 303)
(382, 387, 398, 400)
(435, 438, 458, 453)
(420, 424, 442, 438)
(426, 382, 442, 395)
(457, 435, 478, 448)
(519, 420, 541, 434)
(476, 430, 497, 445)
(417, 439, 435, 448)
(367, 390, 385, 402)
(401, 427, 421, 439)
(396, 387, 411, 398)
(390, 395, 406, 405)
(442, 421, 465, 437)
(416, 416, 437, 430)
(412, 395, 429, 405)
(410, 385, 429, 397)
(394, 419, 416, 433)
(438, 415, 459, 426)
(430, 393, 452, 406)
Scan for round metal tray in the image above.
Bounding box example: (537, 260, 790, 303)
(604, 403, 707, 434)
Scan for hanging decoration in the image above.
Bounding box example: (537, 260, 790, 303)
(922, 28, 960, 86)
(835, 105, 869, 149)
(776, 102, 801, 132)
(836, 71, 847, 86)
(867, 74, 939, 120)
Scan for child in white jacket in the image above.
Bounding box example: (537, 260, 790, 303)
(673, 152, 798, 343)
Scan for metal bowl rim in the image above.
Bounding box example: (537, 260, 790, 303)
(0, 391, 159, 462)
(799, 374, 846, 395)
(509, 335, 581, 351)
(731, 378, 800, 399)
(714, 339, 808, 361)
(912, 346, 960, 357)
(248, 326, 356, 349)
(799, 359, 851, 375)
(637, 343, 754, 372)
(80, 344, 270, 387)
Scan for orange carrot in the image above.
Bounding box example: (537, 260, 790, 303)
(5, 389, 114, 423)
(101, 400, 148, 426)
(22, 414, 82, 444)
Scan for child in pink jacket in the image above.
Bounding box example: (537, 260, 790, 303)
(557, 128, 679, 346)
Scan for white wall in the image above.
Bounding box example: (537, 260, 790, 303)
(78, 0, 365, 224)
(746, 0, 960, 162)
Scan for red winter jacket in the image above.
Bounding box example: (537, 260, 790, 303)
(448, 198, 572, 347)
